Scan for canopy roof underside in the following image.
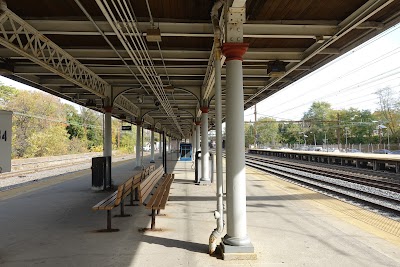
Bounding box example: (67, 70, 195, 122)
(1, 0, 400, 138)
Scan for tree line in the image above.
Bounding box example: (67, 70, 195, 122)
(1, 83, 398, 158)
(245, 87, 400, 150)
(0, 84, 137, 158)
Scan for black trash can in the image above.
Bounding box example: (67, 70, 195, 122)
(91, 156, 112, 191)
(195, 151, 214, 183)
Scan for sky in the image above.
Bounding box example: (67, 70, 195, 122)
(1, 24, 400, 122)
(244, 23, 400, 122)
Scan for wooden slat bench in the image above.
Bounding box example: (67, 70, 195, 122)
(145, 173, 174, 230)
(138, 165, 175, 230)
(92, 164, 155, 232)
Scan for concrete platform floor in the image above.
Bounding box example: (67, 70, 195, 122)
(0, 152, 399, 266)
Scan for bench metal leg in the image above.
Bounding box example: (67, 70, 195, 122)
(95, 210, 119, 233)
(125, 188, 139, 206)
(115, 199, 132, 217)
(151, 209, 156, 230)
(107, 210, 112, 229)
(135, 187, 139, 201)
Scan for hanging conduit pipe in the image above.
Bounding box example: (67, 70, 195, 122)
(209, 0, 225, 256)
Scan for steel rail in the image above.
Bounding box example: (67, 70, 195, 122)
(244, 154, 400, 212)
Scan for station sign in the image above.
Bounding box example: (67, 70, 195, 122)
(121, 125, 132, 131)
(0, 110, 12, 173)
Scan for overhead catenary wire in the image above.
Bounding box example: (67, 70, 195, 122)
(73, 0, 149, 96)
(269, 67, 400, 117)
(265, 43, 400, 112)
(96, 0, 183, 137)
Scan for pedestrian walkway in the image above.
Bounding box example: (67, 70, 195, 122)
(0, 152, 399, 266)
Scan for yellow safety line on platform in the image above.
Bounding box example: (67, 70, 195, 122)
(247, 166, 400, 246)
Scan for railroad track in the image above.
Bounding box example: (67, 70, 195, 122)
(245, 154, 400, 213)
(0, 153, 134, 180)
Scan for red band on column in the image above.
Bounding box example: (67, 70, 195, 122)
(222, 43, 249, 62)
(195, 121, 201, 126)
(104, 106, 113, 113)
(200, 107, 209, 113)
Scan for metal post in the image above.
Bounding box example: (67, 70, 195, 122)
(163, 131, 167, 173)
(150, 128, 155, 163)
(200, 107, 210, 183)
(222, 42, 252, 249)
(151, 209, 156, 230)
(215, 50, 223, 212)
(136, 123, 142, 169)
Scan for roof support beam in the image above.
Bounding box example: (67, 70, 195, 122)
(13, 20, 345, 39)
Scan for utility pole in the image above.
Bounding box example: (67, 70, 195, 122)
(254, 104, 257, 148)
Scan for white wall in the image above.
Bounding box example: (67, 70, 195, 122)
(0, 110, 12, 173)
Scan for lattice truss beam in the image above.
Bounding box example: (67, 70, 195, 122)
(0, 8, 109, 97)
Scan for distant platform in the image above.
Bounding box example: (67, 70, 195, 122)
(248, 149, 400, 173)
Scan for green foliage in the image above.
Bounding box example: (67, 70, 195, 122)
(119, 128, 136, 153)
(251, 94, 399, 149)
(8, 90, 67, 157)
(66, 105, 85, 139)
(375, 87, 400, 143)
(25, 124, 70, 157)
(0, 83, 18, 108)
(279, 123, 302, 144)
(68, 137, 89, 154)
(79, 107, 103, 150)
(256, 117, 280, 145)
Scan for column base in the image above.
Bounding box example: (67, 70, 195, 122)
(220, 241, 256, 261)
(134, 166, 142, 170)
(150, 160, 155, 163)
(197, 179, 211, 185)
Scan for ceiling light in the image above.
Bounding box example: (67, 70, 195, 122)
(267, 60, 286, 77)
(86, 99, 97, 107)
(154, 97, 160, 107)
(164, 85, 174, 94)
(146, 28, 162, 42)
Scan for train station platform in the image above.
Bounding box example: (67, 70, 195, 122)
(0, 153, 399, 266)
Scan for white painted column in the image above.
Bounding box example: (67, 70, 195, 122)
(222, 43, 251, 246)
(196, 122, 201, 152)
(159, 132, 162, 159)
(200, 108, 210, 183)
(135, 123, 141, 168)
(103, 108, 112, 158)
(150, 128, 155, 163)
(192, 126, 196, 158)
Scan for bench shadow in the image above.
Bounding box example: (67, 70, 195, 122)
(173, 178, 195, 184)
(141, 235, 208, 254)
